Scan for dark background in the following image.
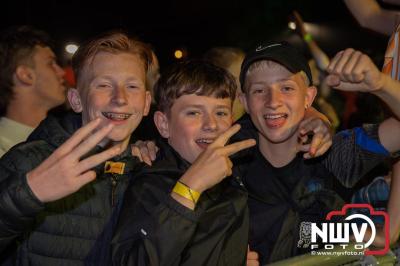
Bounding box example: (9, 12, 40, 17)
(0, 0, 395, 68)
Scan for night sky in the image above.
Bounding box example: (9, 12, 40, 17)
(1, 0, 392, 67)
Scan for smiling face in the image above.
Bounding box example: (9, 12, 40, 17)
(68, 51, 151, 147)
(241, 60, 316, 145)
(155, 94, 232, 163)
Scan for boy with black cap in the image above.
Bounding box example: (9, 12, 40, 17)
(237, 42, 400, 263)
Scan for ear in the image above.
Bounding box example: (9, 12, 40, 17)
(238, 92, 250, 113)
(67, 88, 83, 113)
(143, 91, 151, 116)
(15, 65, 35, 86)
(154, 111, 170, 138)
(305, 86, 317, 109)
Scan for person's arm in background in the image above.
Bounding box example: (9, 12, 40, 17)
(344, 0, 400, 36)
(372, 160, 400, 247)
(327, 48, 400, 144)
(321, 49, 400, 188)
(292, 10, 330, 71)
(292, 11, 340, 129)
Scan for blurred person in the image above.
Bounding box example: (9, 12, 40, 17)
(204, 47, 246, 121)
(0, 31, 152, 265)
(292, 11, 342, 130)
(0, 25, 66, 157)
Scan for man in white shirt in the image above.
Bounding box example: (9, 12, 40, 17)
(0, 25, 66, 157)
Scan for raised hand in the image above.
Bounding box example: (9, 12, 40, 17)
(178, 124, 256, 194)
(326, 48, 385, 92)
(27, 118, 121, 203)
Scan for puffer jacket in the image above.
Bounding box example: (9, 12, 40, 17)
(0, 112, 141, 265)
(106, 140, 249, 266)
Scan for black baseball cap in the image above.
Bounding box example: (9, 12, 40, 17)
(239, 41, 313, 89)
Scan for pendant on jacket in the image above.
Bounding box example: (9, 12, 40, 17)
(104, 161, 125, 174)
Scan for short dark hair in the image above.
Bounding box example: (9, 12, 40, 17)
(154, 60, 237, 115)
(72, 31, 153, 90)
(0, 25, 53, 116)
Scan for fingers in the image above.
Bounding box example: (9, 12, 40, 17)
(326, 49, 378, 88)
(247, 251, 259, 260)
(313, 140, 332, 157)
(221, 138, 257, 156)
(325, 74, 341, 88)
(302, 135, 332, 159)
(342, 51, 363, 82)
(298, 118, 332, 158)
(131, 146, 144, 163)
(246, 260, 259, 266)
(326, 50, 344, 74)
(76, 145, 121, 174)
(329, 49, 355, 76)
(75, 170, 97, 188)
(211, 124, 241, 147)
(247, 246, 260, 266)
(33, 119, 104, 172)
(56, 118, 102, 157)
(147, 141, 158, 161)
(131, 140, 159, 166)
(69, 123, 114, 160)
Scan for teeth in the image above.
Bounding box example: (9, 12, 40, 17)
(264, 114, 286, 119)
(196, 139, 214, 144)
(102, 112, 132, 120)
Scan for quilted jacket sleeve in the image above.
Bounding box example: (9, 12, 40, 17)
(0, 146, 45, 254)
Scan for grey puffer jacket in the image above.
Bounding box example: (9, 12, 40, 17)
(0, 112, 141, 266)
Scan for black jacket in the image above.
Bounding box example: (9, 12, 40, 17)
(0, 112, 141, 265)
(108, 140, 249, 266)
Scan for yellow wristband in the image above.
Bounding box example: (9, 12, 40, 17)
(303, 33, 313, 43)
(172, 181, 201, 204)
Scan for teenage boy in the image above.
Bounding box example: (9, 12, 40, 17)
(0, 31, 152, 265)
(106, 60, 255, 265)
(238, 42, 400, 264)
(0, 25, 66, 157)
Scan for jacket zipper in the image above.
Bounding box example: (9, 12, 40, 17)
(111, 174, 118, 207)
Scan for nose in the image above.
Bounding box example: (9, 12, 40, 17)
(112, 86, 128, 106)
(56, 64, 66, 78)
(264, 88, 282, 109)
(202, 113, 217, 132)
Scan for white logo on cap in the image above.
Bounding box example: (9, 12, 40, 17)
(255, 43, 282, 52)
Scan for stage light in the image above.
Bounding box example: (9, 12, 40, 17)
(65, 43, 78, 55)
(288, 22, 296, 30)
(174, 49, 183, 59)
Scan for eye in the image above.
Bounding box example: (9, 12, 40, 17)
(186, 110, 201, 116)
(127, 84, 139, 90)
(97, 83, 112, 89)
(216, 111, 229, 117)
(282, 86, 294, 92)
(251, 88, 265, 94)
